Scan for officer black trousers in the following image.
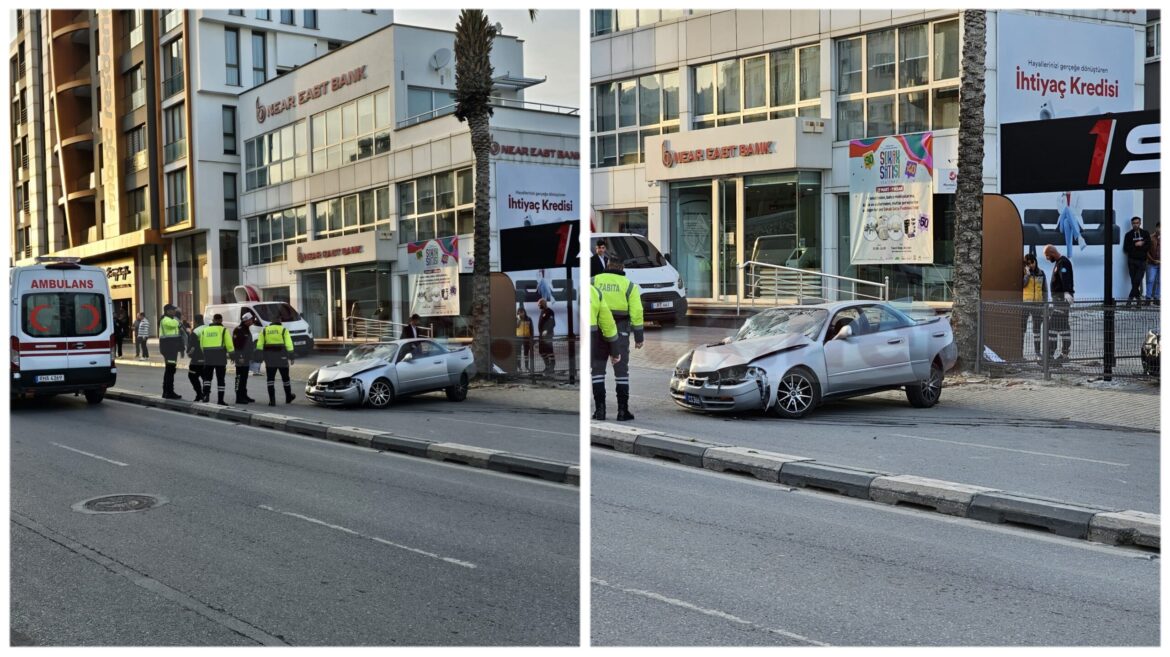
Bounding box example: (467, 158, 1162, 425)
(266, 366, 293, 403)
(1128, 258, 1146, 301)
(591, 338, 612, 412)
(188, 364, 204, 399)
(612, 322, 632, 407)
(163, 362, 177, 396)
(202, 365, 227, 403)
(235, 365, 251, 401)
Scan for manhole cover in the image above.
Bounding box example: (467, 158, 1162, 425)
(72, 494, 167, 514)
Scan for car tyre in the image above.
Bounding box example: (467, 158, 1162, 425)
(84, 389, 105, 405)
(906, 360, 944, 408)
(366, 378, 395, 409)
(768, 367, 819, 419)
(445, 374, 469, 402)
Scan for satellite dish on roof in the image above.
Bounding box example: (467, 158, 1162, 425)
(429, 48, 452, 71)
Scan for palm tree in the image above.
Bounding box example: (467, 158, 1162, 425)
(454, 10, 536, 376)
(952, 9, 987, 371)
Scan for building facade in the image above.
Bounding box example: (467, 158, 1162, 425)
(237, 22, 579, 341)
(590, 9, 1150, 306)
(9, 9, 393, 327)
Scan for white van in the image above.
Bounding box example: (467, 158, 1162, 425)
(205, 286, 314, 356)
(10, 258, 117, 403)
(592, 232, 688, 323)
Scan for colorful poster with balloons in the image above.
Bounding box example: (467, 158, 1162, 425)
(849, 132, 934, 265)
(407, 236, 460, 317)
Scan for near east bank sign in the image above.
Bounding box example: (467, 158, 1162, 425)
(661, 140, 776, 167)
(644, 117, 832, 181)
(490, 138, 580, 161)
(256, 65, 368, 124)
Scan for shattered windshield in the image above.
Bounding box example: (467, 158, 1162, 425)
(342, 343, 397, 364)
(734, 308, 827, 342)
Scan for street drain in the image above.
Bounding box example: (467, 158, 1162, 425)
(72, 494, 167, 514)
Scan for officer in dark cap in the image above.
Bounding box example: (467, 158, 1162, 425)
(158, 304, 183, 399)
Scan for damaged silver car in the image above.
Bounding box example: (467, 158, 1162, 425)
(669, 301, 957, 419)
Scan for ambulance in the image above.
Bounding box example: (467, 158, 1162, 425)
(11, 257, 117, 403)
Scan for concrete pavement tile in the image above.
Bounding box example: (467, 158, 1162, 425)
(870, 475, 1000, 517)
(1089, 510, 1161, 548)
(702, 446, 811, 483)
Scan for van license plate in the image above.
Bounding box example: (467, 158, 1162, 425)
(36, 374, 65, 383)
(652, 301, 674, 309)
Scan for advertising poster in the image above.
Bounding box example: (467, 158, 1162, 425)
(998, 11, 1138, 299)
(849, 132, 935, 265)
(494, 162, 581, 337)
(407, 236, 460, 317)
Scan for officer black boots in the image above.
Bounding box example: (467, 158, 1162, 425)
(285, 383, 296, 404)
(616, 391, 634, 422)
(592, 382, 606, 421)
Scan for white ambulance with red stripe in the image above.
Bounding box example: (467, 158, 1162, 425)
(11, 257, 117, 403)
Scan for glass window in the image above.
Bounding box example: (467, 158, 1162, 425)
(743, 56, 767, 109)
(638, 74, 661, 125)
(662, 71, 679, 120)
(375, 91, 390, 128)
(255, 10, 269, 20)
(596, 83, 616, 131)
(436, 171, 455, 211)
(932, 86, 959, 129)
(933, 20, 959, 81)
(341, 103, 357, 140)
(837, 99, 864, 141)
(222, 105, 236, 154)
(223, 173, 237, 221)
(417, 176, 435, 214)
(280, 10, 294, 25)
(799, 46, 820, 102)
(252, 32, 266, 86)
(618, 80, 637, 128)
(866, 95, 895, 137)
(694, 64, 715, 115)
(22, 293, 108, 338)
(717, 59, 740, 113)
(225, 28, 240, 86)
(597, 135, 617, 167)
(359, 190, 374, 225)
(898, 91, 929, 133)
(326, 108, 340, 144)
(343, 195, 358, 228)
(899, 23, 928, 88)
(399, 181, 415, 216)
(867, 29, 896, 93)
(408, 87, 433, 118)
(304, 10, 317, 29)
(618, 132, 639, 165)
(837, 38, 862, 94)
(457, 169, 472, 205)
(770, 49, 795, 107)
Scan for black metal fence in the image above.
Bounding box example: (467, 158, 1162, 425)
(491, 335, 578, 385)
(978, 300, 1159, 379)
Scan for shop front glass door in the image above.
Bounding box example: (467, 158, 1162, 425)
(302, 271, 329, 340)
(670, 181, 713, 299)
(717, 178, 739, 300)
(330, 268, 344, 339)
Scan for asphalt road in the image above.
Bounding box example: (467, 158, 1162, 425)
(613, 327, 1159, 513)
(10, 397, 579, 646)
(591, 450, 1159, 647)
(110, 362, 579, 464)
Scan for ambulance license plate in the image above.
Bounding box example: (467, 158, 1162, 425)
(36, 374, 65, 383)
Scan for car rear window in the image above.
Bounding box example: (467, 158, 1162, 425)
(254, 303, 300, 323)
(22, 293, 108, 338)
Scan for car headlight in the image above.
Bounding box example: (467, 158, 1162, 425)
(674, 350, 694, 379)
(677, 276, 685, 291)
(713, 365, 749, 385)
(308, 370, 319, 386)
(330, 377, 352, 388)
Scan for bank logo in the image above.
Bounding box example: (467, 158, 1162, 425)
(296, 247, 304, 263)
(256, 98, 267, 124)
(662, 140, 674, 168)
(490, 140, 501, 156)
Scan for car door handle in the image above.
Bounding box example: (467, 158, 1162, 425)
(932, 332, 946, 338)
(432, 360, 442, 364)
(887, 339, 904, 345)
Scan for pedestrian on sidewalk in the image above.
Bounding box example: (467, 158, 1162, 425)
(1044, 244, 1074, 362)
(401, 313, 423, 339)
(158, 304, 182, 399)
(537, 298, 556, 374)
(187, 315, 207, 401)
(233, 312, 257, 404)
(1146, 222, 1160, 306)
(113, 310, 128, 358)
(134, 312, 149, 359)
(594, 258, 644, 421)
(257, 316, 296, 406)
(590, 285, 619, 420)
(1022, 253, 1047, 360)
(1123, 216, 1151, 307)
(199, 313, 234, 406)
(516, 305, 534, 373)
(176, 310, 191, 362)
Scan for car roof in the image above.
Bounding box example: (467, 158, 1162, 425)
(756, 300, 880, 313)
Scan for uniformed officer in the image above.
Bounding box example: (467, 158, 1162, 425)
(188, 315, 207, 401)
(590, 284, 619, 420)
(256, 316, 296, 406)
(158, 304, 183, 399)
(200, 313, 236, 405)
(593, 258, 644, 421)
(232, 312, 257, 404)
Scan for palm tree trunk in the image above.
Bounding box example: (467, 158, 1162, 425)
(468, 112, 493, 374)
(953, 9, 987, 371)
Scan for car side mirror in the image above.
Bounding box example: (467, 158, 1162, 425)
(403, 352, 414, 363)
(836, 324, 854, 340)
(664, 253, 672, 264)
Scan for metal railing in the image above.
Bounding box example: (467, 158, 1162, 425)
(494, 334, 577, 385)
(124, 150, 147, 173)
(736, 260, 888, 314)
(396, 97, 579, 128)
(161, 10, 182, 34)
(164, 139, 186, 163)
(978, 299, 1160, 379)
(345, 316, 432, 342)
(162, 73, 184, 99)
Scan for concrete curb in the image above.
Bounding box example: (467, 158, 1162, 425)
(103, 387, 579, 486)
(591, 421, 1160, 550)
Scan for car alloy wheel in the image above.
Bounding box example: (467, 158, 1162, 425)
(776, 371, 814, 417)
(921, 364, 943, 404)
(367, 379, 394, 409)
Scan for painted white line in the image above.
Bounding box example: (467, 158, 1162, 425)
(51, 443, 129, 467)
(890, 433, 1130, 467)
(258, 504, 477, 569)
(592, 578, 830, 646)
(418, 416, 577, 437)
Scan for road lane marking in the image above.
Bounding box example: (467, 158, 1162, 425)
(889, 433, 1130, 467)
(592, 578, 830, 646)
(409, 416, 577, 437)
(258, 504, 477, 569)
(51, 443, 129, 467)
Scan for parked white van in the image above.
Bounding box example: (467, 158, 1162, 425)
(205, 286, 314, 356)
(592, 232, 688, 323)
(11, 257, 117, 403)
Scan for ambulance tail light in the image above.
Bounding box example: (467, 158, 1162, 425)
(11, 335, 20, 373)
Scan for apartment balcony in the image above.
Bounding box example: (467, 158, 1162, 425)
(166, 203, 188, 226)
(123, 88, 146, 113)
(128, 210, 150, 231)
(162, 73, 185, 99)
(124, 150, 148, 174)
(161, 9, 183, 35)
(164, 139, 187, 164)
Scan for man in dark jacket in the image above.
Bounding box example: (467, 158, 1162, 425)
(589, 239, 610, 279)
(233, 312, 257, 404)
(1044, 244, 1074, 361)
(401, 313, 423, 339)
(187, 315, 206, 401)
(537, 298, 556, 374)
(1123, 216, 1152, 306)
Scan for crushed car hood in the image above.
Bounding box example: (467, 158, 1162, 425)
(315, 358, 387, 382)
(689, 334, 810, 372)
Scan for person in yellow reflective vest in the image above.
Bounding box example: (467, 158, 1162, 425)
(593, 258, 644, 421)
(199, 313, 236, 405)
(188, 315, 207, 401)
(158, 304, 183, 399)
(255, 316, 296, 406)
(590, 285, 619, 420)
